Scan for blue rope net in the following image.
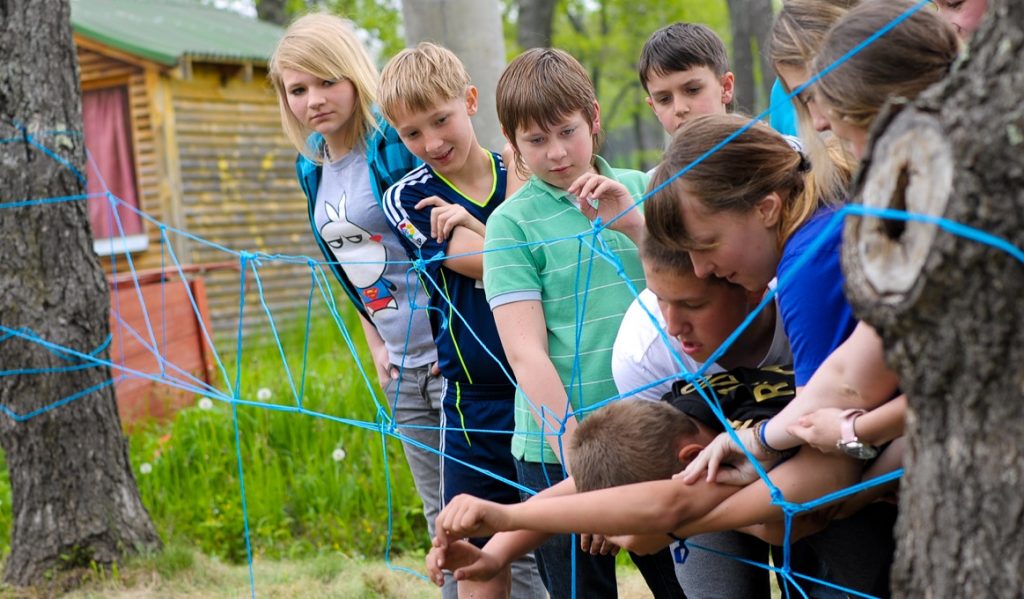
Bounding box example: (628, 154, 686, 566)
(2, 1, 1019, 596)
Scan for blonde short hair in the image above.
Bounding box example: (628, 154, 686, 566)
(268, 12, 379, 163)
(378, 42, 471, 125)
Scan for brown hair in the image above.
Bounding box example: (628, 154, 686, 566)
(268, 13, 379, 163)
(813, 0, 960, 129)
(768, 0, 859, 204)
(645, 114, 813, 253)
(496, 48, 599, 178)
(638, 22, 731, 91)
(570, 400, 701, 492)
(378, 42, 471, 125)
(640, 232, 696, 274)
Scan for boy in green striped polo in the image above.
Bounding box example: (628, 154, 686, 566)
(482, 48, 681, 598)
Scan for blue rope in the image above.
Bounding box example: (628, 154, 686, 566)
(3, 3, 1021, 595)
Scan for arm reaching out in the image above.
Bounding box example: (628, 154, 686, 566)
(491, 300, 577, 463)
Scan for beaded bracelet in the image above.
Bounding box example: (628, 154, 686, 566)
(754, 420, 785, 457)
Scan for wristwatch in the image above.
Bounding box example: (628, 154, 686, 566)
(836, 409, 878, 460)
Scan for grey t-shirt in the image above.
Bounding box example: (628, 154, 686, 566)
(315, 151, 436, 368)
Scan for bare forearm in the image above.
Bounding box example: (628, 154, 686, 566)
(676, 449, 860, 538)
(444, 228, 484, 280)
(359, 312, 386, 355)
(493, 301, 576, 464)
(504, 479, 730, 537)
(765, 323, 899, 449)
(509, 353, 577, 464)
(476, 476, 583, 566)
(855, 395, 906, 446)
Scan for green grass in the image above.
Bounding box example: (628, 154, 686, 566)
(128, 302, 428, 562)
(0, 542, 656, 599)
(0, 301, 429, 570)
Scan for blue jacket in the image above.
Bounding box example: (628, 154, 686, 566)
(296, 115, 420, 321)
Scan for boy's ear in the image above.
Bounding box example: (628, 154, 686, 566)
(720, 72, 736, 106)
(465, 85, 479, 116)
(644, 95, 655, 111)
(677, 443, 706, 467)
(590, 100, 601, 135)
(755, 191, 783, 228)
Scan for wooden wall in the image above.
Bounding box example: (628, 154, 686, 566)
(76, 40, 327, 354)
(170, 63, 322, 351)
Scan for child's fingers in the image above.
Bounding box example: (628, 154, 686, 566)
(415, 195, 449, 210)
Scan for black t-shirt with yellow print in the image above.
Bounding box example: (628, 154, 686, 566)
(661, 365, 796, 432)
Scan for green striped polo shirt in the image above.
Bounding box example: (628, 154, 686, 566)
(483, 156, 648, 464)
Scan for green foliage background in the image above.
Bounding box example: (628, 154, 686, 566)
(278, 0, 731, 169)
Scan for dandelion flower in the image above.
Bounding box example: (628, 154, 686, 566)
(198, 397, 214, 410)
(332, 448, 346, 462)
(139, 463, 153, 475)
(256, 387, 272, 401)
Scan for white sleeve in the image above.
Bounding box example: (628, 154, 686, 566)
(612, 292, 683, 402)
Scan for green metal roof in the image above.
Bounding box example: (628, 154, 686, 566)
(71, 0, 284, 67)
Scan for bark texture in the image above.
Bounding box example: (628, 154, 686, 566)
(843, 1, 1024, 596)
(256, 0, 289, 26)
(0, 0, 160, 587)
(725, 0, 774, 113)
(516, 0, 557, 50)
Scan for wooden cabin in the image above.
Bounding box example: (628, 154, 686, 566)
(71, 0, 319, 422)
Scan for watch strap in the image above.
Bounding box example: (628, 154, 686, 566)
(839, 408, 867, 444)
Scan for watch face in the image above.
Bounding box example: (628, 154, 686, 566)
(840, 441, 879, 460)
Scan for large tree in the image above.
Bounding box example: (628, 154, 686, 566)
(724, 0, 774, 114)
(0, 0, 160, 587)
(515, 0, 557, 49)
(842, 0, 1024, 595)
(401, 0, 507, 151)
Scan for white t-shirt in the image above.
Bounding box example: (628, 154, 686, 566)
(611, 287, 792, 401)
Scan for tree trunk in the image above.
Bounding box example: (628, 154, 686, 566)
(256, 0, 290, 26)
(516, 0, 557, 50)
(725, 0, 773, 113)
(401, 0, 507, 151)
(0, 0, 161, 587)
(842, 1, 1024, 596)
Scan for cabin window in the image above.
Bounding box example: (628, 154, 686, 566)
(82, 85, 147, 255)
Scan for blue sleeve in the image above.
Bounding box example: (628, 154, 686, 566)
(381, 179, 447, 263)
(769, 78, 799, 138)
(776, 228, 857, 386)
(367, 117, 420, 202)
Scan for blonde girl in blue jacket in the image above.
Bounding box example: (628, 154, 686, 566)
(269, 16, 448, 589)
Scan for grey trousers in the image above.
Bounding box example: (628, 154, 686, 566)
(386, 366, 545, 598)
(674, 531, 771, 599)
(385, 365, 455, 599)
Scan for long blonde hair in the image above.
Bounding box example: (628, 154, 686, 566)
(769, 0, 859, 205)
(646, 114, 815, 253)
(268, 13, 379, 163)
(814, 0, 960, 129)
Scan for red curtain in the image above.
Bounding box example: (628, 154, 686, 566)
(82, 86, 143, 239)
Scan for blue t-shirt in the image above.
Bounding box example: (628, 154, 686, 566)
(382, 151, 512, 386)
(769, 78, 799, 138)
(776, 206, 856, 386)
